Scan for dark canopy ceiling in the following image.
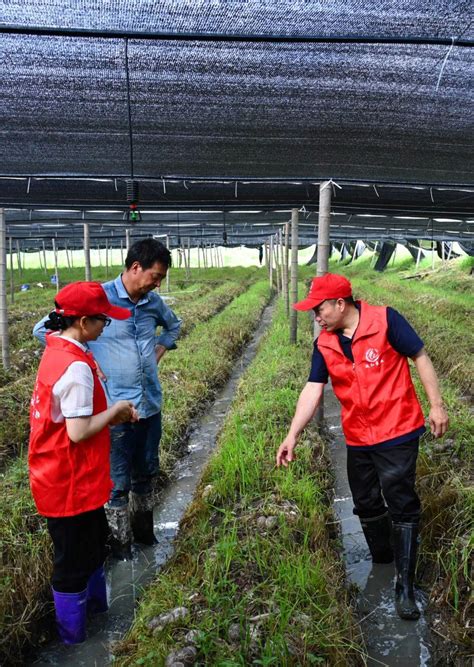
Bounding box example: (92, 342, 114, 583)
(1, 1, 473, 225)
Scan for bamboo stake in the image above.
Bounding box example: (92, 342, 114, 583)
(317, 182, 331, 277)
(0, 209, 9, 370)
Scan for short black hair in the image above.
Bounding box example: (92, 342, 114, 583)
(125, 238, 172, 270)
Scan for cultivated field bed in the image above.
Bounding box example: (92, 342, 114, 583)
(115, 297, 363, 666)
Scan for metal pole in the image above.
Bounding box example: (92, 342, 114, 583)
(289, 208, 299, 344)
(9, 237, 14, 303)
(84, 222, 92, 281)
(0, 209, 10, 370)
(52, 238, 59, 292)
(105, 238, 109, 279)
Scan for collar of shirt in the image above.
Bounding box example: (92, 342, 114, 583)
(114, 274, 152, 306)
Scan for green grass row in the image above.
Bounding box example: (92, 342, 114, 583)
(333, 259, 473, 655)
(0, 278, 271, 664)
(116, 298, 363, 666)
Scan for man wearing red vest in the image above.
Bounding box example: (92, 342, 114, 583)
(276, 273, 448, 621)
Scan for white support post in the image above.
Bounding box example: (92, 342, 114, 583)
(166, 235, 170, 292)
(269, 235, 274, 289)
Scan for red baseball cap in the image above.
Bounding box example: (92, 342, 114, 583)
(55, 281, 131, 320)
(293, 273, 352, 311)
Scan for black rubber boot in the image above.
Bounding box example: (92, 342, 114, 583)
(360, 511, 394, 563)
(393, 522, 420, 620)
(130, 492, 157, 546)
(105, 504, 133, 561)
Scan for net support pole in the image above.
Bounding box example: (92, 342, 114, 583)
(105, 238, 109, 279)
(284, 222, 290, 317)
(16, 239, 22, 279)
(9, 236, 14, 303)
(84, 222, 92, 281)
(52, 238, 59, 292)
(42, 239, 47, 274)
(0, 208, 10, 370)
(166, 235, 170, 292)
(269, 235, 274, 289)
(317, 182, 331, 277)
(289, 208, 299, 344)
(315, 182, 332, 420)
(125, 228, 131, 252)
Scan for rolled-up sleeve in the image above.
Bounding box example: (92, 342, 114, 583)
(33, 316, 49, 346)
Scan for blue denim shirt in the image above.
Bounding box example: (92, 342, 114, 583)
(33, 275, 182, 418)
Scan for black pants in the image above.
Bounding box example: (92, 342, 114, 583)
(347, 439, 421, 524)
(47, 507, 109, 593)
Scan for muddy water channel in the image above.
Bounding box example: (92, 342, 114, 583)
(29, 301, 275, 666)
(325, 385, 432, 666)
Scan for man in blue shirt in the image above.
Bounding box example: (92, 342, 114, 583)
(34, 238, 182, 559)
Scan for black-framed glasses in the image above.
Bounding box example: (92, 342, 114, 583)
(89, 315, 112, 327)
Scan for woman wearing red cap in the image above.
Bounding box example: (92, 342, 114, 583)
(28, 281, 138, 645)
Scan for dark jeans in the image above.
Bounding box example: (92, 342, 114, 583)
(47, 507, 108, 593)
(347, 439, 421, 524)
(109, 412, 162, 507)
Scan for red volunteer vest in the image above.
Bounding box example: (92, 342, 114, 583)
(317, 301, 425, 447)
(28, 335, 112, 517)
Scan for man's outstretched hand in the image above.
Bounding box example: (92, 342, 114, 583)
(276, 437, 297, 468)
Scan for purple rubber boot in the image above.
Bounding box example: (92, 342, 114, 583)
(87, 566, 108, 614)
(52, 588, 87, 645)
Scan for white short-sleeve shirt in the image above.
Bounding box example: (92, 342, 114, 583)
(51, 335, 94, 423)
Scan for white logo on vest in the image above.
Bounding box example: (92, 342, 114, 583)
(365, 348, 384, 368)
